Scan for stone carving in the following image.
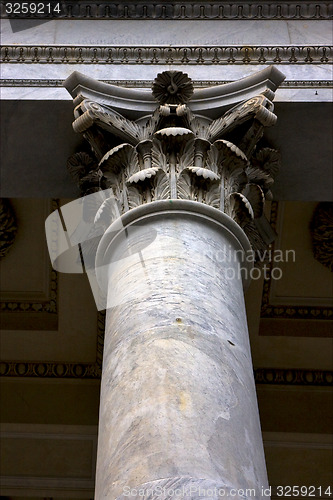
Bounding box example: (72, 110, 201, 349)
(310, 202, 333, 272)
(152, 71, 194, 104)
(65, 65, 285, 118)
(67, 70, 282, 258)
(2, 45, 331, 65)
(0, 198, 17, 259)
(2, 2, 331, 20)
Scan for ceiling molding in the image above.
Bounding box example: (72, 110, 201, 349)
(0, 270, 57, 314)
(1, 2, 332, 20)
(261, 202, 333, 322)
(1, 45, 332, 65)
(0, 200, 58, 316)
(0, 425, 96, 497)
(254, 368, 332, 386)
(261, 281, 333, 320)
(0, 360, 101, 378)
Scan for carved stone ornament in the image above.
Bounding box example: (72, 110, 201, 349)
(0, 198, 17, 259)
(310, 202, 333, 272)
(66, 68, 284, 259)
(2, 2, 331, 20)
(3, 45, 331, 65)
(152, 71, 194, 104)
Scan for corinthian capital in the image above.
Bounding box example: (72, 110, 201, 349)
(66, 68, 284, 258)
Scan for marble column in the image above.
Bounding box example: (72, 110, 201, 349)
(94, 200, 268, 500)
(60, 68, 285, 500)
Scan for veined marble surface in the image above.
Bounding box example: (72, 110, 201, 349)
(1, 19, 332, 46)
(95, 202, 268, 499)
(1, 63, 332, 81)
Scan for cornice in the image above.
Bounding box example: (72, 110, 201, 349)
(1, 2, 332, 20)
(1, 45, 331, 65)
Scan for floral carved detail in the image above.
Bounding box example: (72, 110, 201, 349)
(152, 71, 194, 105)
(68, 71, 281, 258)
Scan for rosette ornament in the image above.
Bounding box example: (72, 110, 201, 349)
(152, 71, 194, 105)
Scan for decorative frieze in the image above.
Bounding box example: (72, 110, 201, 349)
(254, 368, 333, 385)
(1, 45, 331, 65)
(1, 1, 332, 20)
(0, 360, 100, 378)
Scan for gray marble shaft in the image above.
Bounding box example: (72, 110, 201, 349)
(95, 200, 269, 500)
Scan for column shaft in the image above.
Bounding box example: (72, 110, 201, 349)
(95, 201, 269, 500)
